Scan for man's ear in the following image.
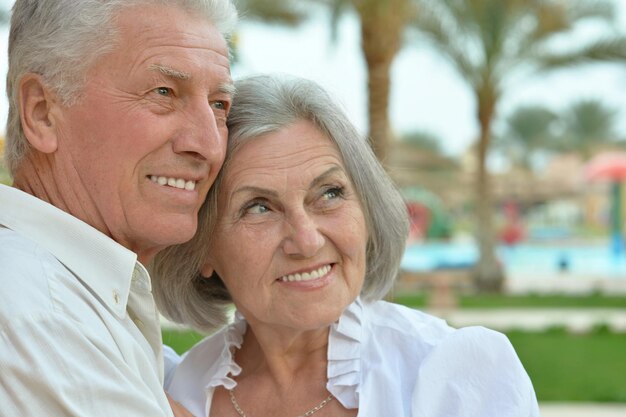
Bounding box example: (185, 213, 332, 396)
(200, 260, 215, 278)
(19, 73, 60, 154)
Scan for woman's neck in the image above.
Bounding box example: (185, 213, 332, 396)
(235, 323, 330, 389)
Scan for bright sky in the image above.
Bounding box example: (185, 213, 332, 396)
(0, 0, 624, 156)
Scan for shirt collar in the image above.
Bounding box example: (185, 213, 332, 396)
(0, 184, 137, 318)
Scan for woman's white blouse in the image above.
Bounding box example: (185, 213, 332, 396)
(165, 298, 540, 417)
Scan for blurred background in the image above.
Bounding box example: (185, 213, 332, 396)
(1, 0, 625, 413)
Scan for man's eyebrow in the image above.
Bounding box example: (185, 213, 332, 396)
(219, 82, 236, 97)
(148, 63, 191, 81)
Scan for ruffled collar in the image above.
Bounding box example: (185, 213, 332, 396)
(202, 312, 246, 391)
(327, 297, 363, 409)
(204, 298, 364, 409)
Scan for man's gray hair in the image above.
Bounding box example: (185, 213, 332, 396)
(4, 0, 238, 176)
(151, 74, 410, 335)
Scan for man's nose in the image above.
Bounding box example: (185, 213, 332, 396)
(282, 210, 325, 258)
(171, 99, 226, 164)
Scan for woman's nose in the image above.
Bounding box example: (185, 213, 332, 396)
(282, 211, 325, 258)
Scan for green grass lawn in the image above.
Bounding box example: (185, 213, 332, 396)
(508, 328, 626, 402)
(162, 329, 206, 355)
(391, 292, 626, 309)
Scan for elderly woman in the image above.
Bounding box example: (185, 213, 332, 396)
(153, 75, 539, 417)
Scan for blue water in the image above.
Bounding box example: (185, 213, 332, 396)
(401, 242, 626, 278)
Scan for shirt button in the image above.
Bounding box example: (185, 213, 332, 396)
(113, 290, 120, 305)
(134, 318, 145, 330)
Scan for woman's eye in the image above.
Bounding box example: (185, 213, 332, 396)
(322, 186, 344, 200)
(244, 202, 269, 215)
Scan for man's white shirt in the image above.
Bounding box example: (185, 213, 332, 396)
(0, 184, 173, 416)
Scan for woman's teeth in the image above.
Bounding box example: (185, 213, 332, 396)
(281, 265, 332, 282)
(150, 175, 196, 191)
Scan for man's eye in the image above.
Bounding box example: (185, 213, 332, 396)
(153, 87, 172, 96)
(211, 100, 227, 111)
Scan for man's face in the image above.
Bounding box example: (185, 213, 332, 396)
(52, 5, 232, 262)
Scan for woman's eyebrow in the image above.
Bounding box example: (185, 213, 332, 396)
(230, 166, 345, 200)
(309, 166, 344, 189)
(232, 186, 278, 199)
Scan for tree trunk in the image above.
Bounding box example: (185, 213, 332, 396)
(355, 0, 413, 166)
(472, 88, 505, 292)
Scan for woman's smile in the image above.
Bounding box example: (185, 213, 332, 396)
(279, 264, 333, 282)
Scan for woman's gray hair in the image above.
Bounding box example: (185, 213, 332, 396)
(4, 0, 237, 176)
(152, 74, 410, 334)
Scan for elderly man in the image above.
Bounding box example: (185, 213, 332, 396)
(0, 0, 237, 416)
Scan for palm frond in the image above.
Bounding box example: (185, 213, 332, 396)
(309, 0, 352, 43)
(236, 0, 307, 26)
(411, 2, 485, 85)
(564, 98, 619, 144)
(566, 0, 616, 23)
(503, 105, 559, 147)
(533, 37, 626, 70)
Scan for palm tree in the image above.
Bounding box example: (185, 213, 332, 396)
(235, 0, 406, 163)
(497, 105, 558, 170)
(402, 130, 445, 154)
(559, 99, 620, 157)
(410, 0, 626, 291)
(323, 0, 416, 165)
(238, 0, 415, 166)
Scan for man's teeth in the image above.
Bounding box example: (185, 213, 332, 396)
(281, 265, 331, 282)
(150, 175, 196, 191)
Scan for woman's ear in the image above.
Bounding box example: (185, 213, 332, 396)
(200, 260, 215, 278)
(19, 73, 60, 154)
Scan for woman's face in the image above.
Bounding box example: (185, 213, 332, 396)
(202, 120, 368, 332)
